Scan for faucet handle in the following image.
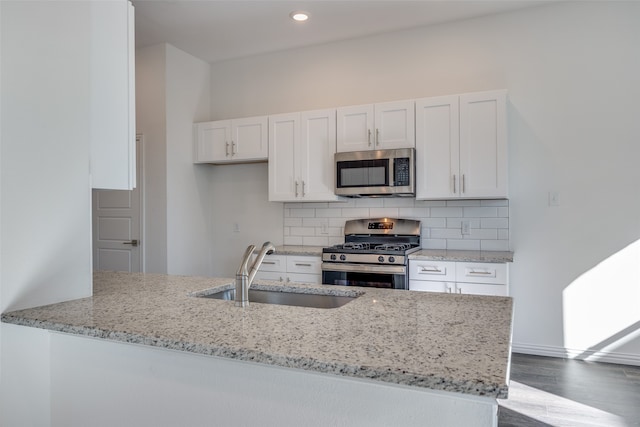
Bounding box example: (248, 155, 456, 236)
(236, 244, 256, 276)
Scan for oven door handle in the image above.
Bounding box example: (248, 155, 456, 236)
(321, 262, 406, 275)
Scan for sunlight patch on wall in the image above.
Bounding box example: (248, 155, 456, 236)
(563, 239, 640, 359)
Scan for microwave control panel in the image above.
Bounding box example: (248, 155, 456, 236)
(394, 157, 411, 186)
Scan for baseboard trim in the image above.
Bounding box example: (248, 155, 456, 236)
(512, 343, 640, 366)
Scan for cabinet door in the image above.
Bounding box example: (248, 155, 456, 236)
(409, 280, 451, 293)
(286, 273, 322, 285)
(455, 282, 508, 297)
(194, 121, 231, 162)
(459, 90, 507, 198)
(299, 109, 340, 201)
(90, 0, 136, 190)
(268, 113, 299, 201)
(374, 100, 415, 149)
(336, 104, 374, 152)
(415, 96, 460, 199)
(231, 116, 268, 161)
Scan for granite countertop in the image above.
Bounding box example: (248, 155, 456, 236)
(1, 271, 513, 399)
(273, 245, 324, 256)
(274, 246, 513, 263)
(410, 249, 514, 263)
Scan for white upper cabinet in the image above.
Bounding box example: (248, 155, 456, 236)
(416, 90, 507, 199)
(269, 109, 340, 202)
(194, 116, 268, 163)
(90, 0, 136, 190)
(336, 100, 415, 152)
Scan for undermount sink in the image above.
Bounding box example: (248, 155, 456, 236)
(199, 288, 357, 309)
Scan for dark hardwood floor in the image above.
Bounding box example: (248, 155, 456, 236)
(498, 353, 640, 427)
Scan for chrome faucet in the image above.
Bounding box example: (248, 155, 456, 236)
(235, 241, 276, 307)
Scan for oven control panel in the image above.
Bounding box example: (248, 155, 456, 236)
(323, 253, 406, 265)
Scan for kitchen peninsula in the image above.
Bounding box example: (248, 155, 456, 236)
(2, 271, 513, 426)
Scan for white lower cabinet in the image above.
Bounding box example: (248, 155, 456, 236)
(253, 254, 322, 284)
(409, 260, 508, 296)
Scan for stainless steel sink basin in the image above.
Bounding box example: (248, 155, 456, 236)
(200, 288, 357, 309)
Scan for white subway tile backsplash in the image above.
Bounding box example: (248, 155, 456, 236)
(422, 218, 447, 228)
(290, 226, 315, 236)
(315, 208, 342, 218)
(481, 240, 510, 251)
(283, 199, 509, 250)
(422, 238, 447, 249)
(383, 198, 416, 208)
(369, 208, 399, 218)
(448, 239, 481, 251)
(303, 236, 329, 246)
(284, 236, 303, 245)
(398, 207, 429, 218)
(481, 218, 509, 229)
(463, 207, 498, 218)
(354, 198, 384, 208)
(284, 217, 302, 227)
(290, 208, 315, 218)
(430, 207, 463, 218)
(431, 228, 463, 239)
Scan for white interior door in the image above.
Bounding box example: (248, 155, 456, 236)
(92, 136, 143, 272)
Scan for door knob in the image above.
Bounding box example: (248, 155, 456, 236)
(123, 239, 139, 247)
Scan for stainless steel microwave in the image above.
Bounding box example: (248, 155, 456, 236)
(335, 148, 415, 197)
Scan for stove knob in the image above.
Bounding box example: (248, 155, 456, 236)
(340, 254, 346, 261)
(330, 254, 337, 261)
(378, 256, 385, 263)
(389, 256, 395, 263)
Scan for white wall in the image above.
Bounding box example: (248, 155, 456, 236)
(208, 2, 640, 363)
(0, 1, 93, 313)
(165, 44, 213, 276)
(136, 44, 168, 273)
(209, 163, 283, 277)
(136, 43, 212, 276)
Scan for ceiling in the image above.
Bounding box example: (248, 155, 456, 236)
(132, 0, 552, 64)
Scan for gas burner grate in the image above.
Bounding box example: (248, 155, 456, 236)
(374, 243, 413, 251)
(342, 242, 371, 250)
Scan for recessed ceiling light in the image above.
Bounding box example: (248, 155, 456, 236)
(289, 11, 309, 22)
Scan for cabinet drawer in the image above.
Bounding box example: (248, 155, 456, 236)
(409, 260, 456, 282)
(257, 255, 287, 272)
(409, 280, 451, 293)
(455, 262, 507, 285)
(286, 256, 322, 275)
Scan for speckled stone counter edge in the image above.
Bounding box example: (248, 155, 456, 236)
(2, 313, 508, 399)
(275, 245, 514, 263)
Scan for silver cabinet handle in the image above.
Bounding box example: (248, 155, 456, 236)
(462, 174, 466, 193)
(279, 277, 284, 282)
(295, 181, 299, 197)
(375, 128, 380, 146)
(453, 175, 457, 194)
(295, 263, 312, 267)
(123, 239, 138, 247)
(286, 277, 291, 283)
(225, 142, 230, 157)
(302, 181, 306, 197)
(368, 129, 372, 146)
(467, 270, 493, 275)
(420, 267, 442, 273)
(231, 141, 236, 156)
(262, 261, 276, 265)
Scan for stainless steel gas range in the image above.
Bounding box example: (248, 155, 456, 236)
(321, 218, 421, 289)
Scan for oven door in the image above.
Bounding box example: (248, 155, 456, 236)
(321, 263, 407, 290)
